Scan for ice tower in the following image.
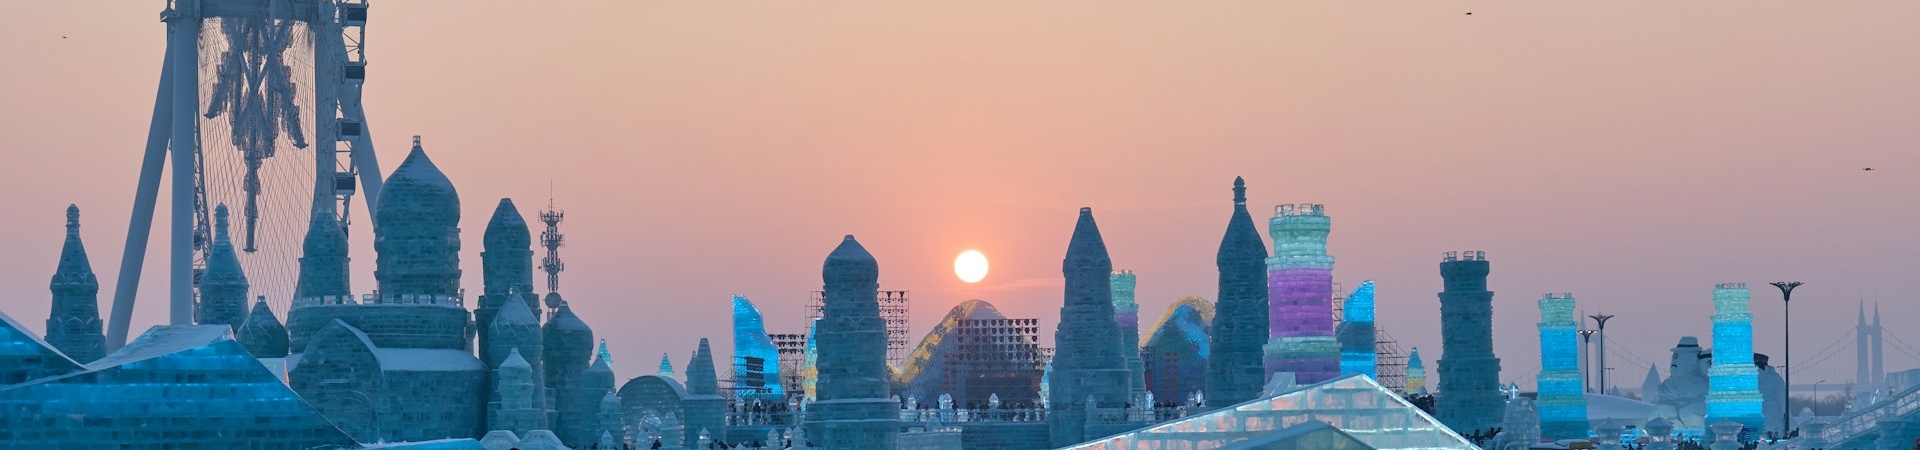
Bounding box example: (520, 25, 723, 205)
(1436, 251, 1502, 434)
(1407, 347, 1427, 395)
(732, 295, 783, 399)
(1706, 283, 1762, 431)
(546, 301, 596, 446)
(486, 292, 546, 429)
(1337, 281, 1377, 379)
(1112, 270, 1147, 396)
(235, 298, 288, 358)
(1049, 208, 1132, 447)
(1210, 178, 1271, 407)
(479, 199, 541, 352)
(45, 205, 106, 363)
(196, 204, 249, 329)
(808, 236, 899, 449)
(683, 338, 726, 449)
(1264, 203, 1339, 384)
(1536, 293, 1589, 438)
(371, 139, 462, 299)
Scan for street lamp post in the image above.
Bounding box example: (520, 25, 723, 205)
(1579, 329, 1598, 393)
(1589, 314, 1615, 394)
(1771, 281, 1802, 434)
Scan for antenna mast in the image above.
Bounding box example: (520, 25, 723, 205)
(539, 194, 566, 298)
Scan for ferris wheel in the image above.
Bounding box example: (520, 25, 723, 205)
(106, 0, 386, 350)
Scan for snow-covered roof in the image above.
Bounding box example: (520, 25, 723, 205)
(87, 325, 231, 370)
(373, 348, 483, 372)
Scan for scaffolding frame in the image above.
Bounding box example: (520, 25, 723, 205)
(806, 290, 911, 367)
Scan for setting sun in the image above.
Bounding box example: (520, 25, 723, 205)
(954, 250, 989, 284)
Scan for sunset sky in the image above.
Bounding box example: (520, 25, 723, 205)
(3, 1, 1918, 390)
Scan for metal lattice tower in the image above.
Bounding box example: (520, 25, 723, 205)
(807, 290, 911, 367)
(1375, 328, 1409, 394)
(106, 0, 386, 350)
(540, 198, 565, 296)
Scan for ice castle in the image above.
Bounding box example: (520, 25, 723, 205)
(1535, 293, 1589, 439)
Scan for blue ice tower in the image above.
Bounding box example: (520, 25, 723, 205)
(1407, 347, 1427, 395)
(1706, 283, 1763, 431)
(1337, 281, 1377, 379)
(731, 295, 784, 399)
(1535, 293, 1589, 439)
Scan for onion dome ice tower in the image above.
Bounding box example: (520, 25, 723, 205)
(236, 297, 289, 358)
(808, 235, 900, 449)
(1209, 177, 1270, 407)
(45, 205, 106, 363)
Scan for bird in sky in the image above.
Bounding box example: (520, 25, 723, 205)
(1863, 167, 1875, 171)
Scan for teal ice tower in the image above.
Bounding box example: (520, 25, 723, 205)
(1209, 178, 1271, 407)
(1435, 251, 1502, 434)
(1112, 270, 1147, 397)
(1407, 347, 1427, 395)
(1049, 208, 1132, 447)
(1706, 283, 1763, 431)
(808, 236, 899, 449)
(732, 295, 783, 399)
(1536, 293, 1588, 438)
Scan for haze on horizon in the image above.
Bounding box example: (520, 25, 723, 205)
(1, 1, 1916, 390)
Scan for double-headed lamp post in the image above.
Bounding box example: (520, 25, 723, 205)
(1771, 281, 1803, 433)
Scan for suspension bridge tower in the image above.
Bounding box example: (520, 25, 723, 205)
(105, 0, 386, 350)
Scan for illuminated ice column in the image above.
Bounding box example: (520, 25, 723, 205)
(1112, 270, 1147, 397)
(1536, 293, 1589, 439)
(1706, 283, 1763, 431)
(1336, 281, 1377, 378)
(1263, 204, 1340, 384)
(731, 295, 784, 400)
(1407, 347, 1427, 395)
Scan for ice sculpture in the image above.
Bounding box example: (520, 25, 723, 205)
(0, 324, 355, 447)
(1337, 281, 1377, 379)
(682, 338, 726, 449)
(236, 297, 289, 358)
(493, 348, 544, 436)
(1490, 397, 1541, 450)
(1143, 296, 1213, 404)
(1060, 374, 1477, 449)
(1654, 336, 1710, 429)
(45, 204, 105, 363)
(1536, 293, 1589, 438)
(1211, 178, 1271, 407)
(373, 141, 463, 298)
(1756, 353, 1785, 434)
(1112, 270, 1148, 396)
(731, 295, 783, 399)
(1641, 365, 1662, 402)
(1265, 203, 1340, 384)
(1435, 251, 1503, 433)
(1705, 283, 1763, 431)
(659, 353, 674, 376)
(478, 198, 540, 356)
(1048, 209, 1132, 447)
(487, 292, 547, 429)
(807, 235, 899, 449)
(1407, 347, 1426, 395)
(545, 301, 597, 446)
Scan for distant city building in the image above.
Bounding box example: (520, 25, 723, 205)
(1049, 208, 1132, 447)
(1209, 178, 1270, 407)
(1435, 250, 1502, 434)
(45, 205, 105, 363)
(1264, 203, 1339, 384)
(1142, 295, 1213, 404)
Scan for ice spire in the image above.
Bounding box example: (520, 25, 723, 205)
(687, 338, 719, 395)
(479, 198, 540, 351)
(1210, 177, 1270, 407)
(46, 204, 105, 362)
(681, 337, 726, 449)
(197, 204, 250, 329)
(488, 291, 546, 427)
(596, 339, 613, 372)
(293, 206, 349, 305)
(659, 353, 675, 377)
(236, 297, 289, 358)
(1049, 208, 1131, 447)
(1406, 347, 1426, 395)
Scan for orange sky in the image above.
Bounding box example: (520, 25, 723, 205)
(3, 1, 1918, 389)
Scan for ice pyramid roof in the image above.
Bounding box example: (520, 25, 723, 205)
(1062, 374, 1476, 450)
(0, 311, 82, 386)
(1216, 421, 1372, 450)
(87, 325, 231, 370)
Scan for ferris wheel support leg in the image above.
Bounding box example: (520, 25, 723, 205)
(166, 12, 201, 326)
(352, 127, 383, 217)
(106, 37, 178, 351)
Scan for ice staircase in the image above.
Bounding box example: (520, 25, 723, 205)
(1761, 382, 1920, 450)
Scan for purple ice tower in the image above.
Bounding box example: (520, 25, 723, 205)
(1262, 203, 1340, 384)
